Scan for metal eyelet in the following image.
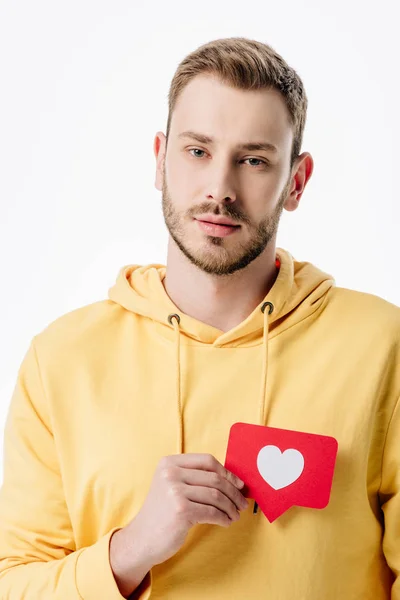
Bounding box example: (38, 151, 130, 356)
(261, 302, 274, 315)
(167, 313, 181, 325)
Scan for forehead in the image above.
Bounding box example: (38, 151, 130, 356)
(170, 74, 293, 153)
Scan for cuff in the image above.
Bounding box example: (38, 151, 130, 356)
(75, 527, 152, 600)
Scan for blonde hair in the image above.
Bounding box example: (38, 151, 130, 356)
(166, 37, 308, 169)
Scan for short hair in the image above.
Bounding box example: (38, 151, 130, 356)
(166, 37, 308, 169)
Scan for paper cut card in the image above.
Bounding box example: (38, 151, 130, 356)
(224, 422, 338, 522)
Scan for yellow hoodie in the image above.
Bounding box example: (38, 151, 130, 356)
(0, 247, 399, 600)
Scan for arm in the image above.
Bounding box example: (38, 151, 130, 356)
(379, 394, 400, 598)
(0, 339, 152, 599)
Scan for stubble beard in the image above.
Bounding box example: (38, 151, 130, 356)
(161, 173, 289, 276)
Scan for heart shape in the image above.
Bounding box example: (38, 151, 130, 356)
(257, 445, 305, 490)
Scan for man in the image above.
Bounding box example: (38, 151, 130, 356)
(0, 36, 399, 600)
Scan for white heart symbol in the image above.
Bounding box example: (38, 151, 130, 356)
(257, 445, 305, 490)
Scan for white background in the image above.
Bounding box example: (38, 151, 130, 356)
(0, 0, 399, 478)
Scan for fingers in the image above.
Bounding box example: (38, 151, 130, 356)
(169, 453, 245, 489)
(156, 454, 249, 531)
(189, 500, 235, 528)
(184, 484, 242, 522)
(179, 467, 249, 512)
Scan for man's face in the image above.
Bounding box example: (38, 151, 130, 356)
(155, 74, 303, 276)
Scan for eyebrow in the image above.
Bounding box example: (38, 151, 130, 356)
(177, 130, 278, 154)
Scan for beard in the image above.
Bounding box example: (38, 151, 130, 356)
(162, 172, 290, 276)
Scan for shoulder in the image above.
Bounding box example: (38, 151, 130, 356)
(31, 299, 126, 366)
(327, 286, 400, 339)
(330, 286, 399, 317)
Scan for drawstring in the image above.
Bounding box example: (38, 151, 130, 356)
(167, 301, 275, 457)
(168, 313, 183, 454)
(259, 301, 274, 425)
(167, 304, 274, 515)
(254, 300, 274, 515)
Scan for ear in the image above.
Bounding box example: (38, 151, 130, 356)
(283, 152, 314, 212)
(154, 131, 167, 191)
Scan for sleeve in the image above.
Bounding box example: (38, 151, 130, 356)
(379, 394, 400, 598)
(0, 339, 152, 599)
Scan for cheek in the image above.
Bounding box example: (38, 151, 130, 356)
(241, 175, 277, 207)
(167, 156, 201, 205)
(239, 175, 285, 222)
(263, 168, 289, 197)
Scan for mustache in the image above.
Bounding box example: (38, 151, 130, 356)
(161, 178, 252, 225)
(187, 204, 250, 225)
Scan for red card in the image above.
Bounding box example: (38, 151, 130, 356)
(224, 422, 338, 522)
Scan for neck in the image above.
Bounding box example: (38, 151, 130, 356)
(162, 237, 279, 332)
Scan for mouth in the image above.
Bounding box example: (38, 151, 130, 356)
(195, 218, 241, 238)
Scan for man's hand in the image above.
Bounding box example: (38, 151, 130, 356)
(109, 453, 249, 597)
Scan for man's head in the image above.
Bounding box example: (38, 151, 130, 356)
(154, 37, 313, 276)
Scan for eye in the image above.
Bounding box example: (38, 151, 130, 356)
(188, 148, 206, 158)
(242, 158, 268, 168)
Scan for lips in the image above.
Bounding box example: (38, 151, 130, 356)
(195, 216, 240, 227)
(195, 219, 240, 238)
(199, 220, 239, 227)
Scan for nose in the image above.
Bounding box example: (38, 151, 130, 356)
(205, 162, 237, 205)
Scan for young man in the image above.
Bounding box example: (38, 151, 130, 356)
(0, 37, 399, 600)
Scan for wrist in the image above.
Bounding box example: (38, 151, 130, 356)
(109, 526, 154, 598)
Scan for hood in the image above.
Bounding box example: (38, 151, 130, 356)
(108, 247, 335, 347)
(108, 247, 335, 459)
